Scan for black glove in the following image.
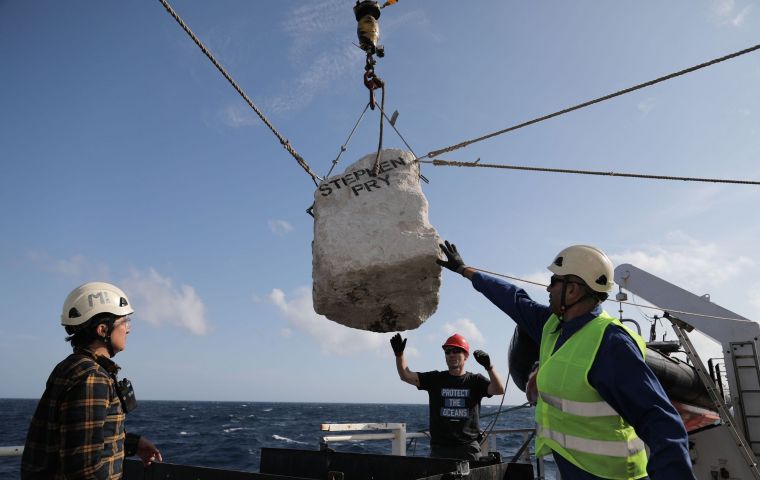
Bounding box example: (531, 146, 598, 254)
(473, 350, 492, 370)
(437, 240, 466, 274)
(390, 333, 407, 357)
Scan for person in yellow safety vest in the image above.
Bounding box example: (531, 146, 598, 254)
(438, 241, 696, 480)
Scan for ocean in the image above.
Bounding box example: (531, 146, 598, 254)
(0, 398, 556, 478)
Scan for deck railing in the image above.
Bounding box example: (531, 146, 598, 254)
(320, 422, 536, 462)
(0, 446, 23, 457)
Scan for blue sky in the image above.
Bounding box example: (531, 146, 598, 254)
(1, 1, 759, 405)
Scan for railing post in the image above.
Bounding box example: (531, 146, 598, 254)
(0, 446, 24, 457)
(391, 423, 406, 456)
(488, 432, 497, 455)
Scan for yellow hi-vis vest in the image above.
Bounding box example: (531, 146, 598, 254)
(535, 311, 648, 479)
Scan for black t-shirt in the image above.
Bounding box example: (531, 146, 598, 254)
(417, 371, 491, 446)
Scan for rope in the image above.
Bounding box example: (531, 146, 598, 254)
(423, 159, 760, 186)
(371, 84, 387, 175)
(480, 401, 531, 419)
(423, 43, 760, 160)
(466, 266, 756, 323)
(324, 102, 371, 179)
(157, 0, 322, 185)
(378, 104, 429, 184)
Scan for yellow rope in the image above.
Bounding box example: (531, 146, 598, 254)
(467, 266, 755, 323)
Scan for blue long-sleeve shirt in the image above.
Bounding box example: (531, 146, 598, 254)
(472, 272, 695, 480)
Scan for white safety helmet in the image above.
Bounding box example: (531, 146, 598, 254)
(547, 245, 614, 293)
(61, 282, 134, 327)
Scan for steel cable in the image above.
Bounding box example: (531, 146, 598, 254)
(423, 43, 760, 160)
(421, 159, 760, 186)
(324, 103, 371, 179)
(158, 0, 322, 185)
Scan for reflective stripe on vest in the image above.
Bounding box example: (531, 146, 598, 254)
(537, 425, 646, 458)
(539, 391, 618, 417)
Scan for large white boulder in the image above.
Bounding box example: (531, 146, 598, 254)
(312, 149, 441, 332)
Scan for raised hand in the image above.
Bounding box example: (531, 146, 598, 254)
(390, 333, 407, 357)
(473, 350, 492, 370)
(437, 240, 466, 274)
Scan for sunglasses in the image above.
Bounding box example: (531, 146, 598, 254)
(549, 276, 586, 288)
(444, 347, 465, 355)
(549, 276, 566, 287)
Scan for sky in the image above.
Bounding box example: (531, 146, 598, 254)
(1, 1, 759, 407)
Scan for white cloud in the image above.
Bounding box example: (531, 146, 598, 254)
(712, 0, 736, 17)
(26, 254, 206, 336)
(264, 1, 361, 113)
(281, 327, 293, 338)
(50, 254, 87, 276)
(609, 231, 754, 293)
(268, 219, 294, 235)
(27, 251, 110, 278)
(268, 286, 392, 355)
(653, 181, 759, 221)
(282, 0, 346, 58)
(267, 3, 436, 114)
(266, 45, 363, 114)
(220, 103, 259, 128)
(710, 0, 752, 26)
(750, 284, 760, 311)
(441, 318, 485, 346)
(383, 10, 442, 43)
(732, 4, 752, 25)
(122, 268, 209, 335)
(637, 97, 656, 115)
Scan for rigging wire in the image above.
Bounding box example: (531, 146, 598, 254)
(159, 0, 760, 191)
(324, 102, 372, 179)
(421, 43, 760, 161)
(479, 374, 513, 447)
(378, 104, 429, 183)
(381, 109, 416, 156)
(157, 0, 322, 186)
(420, 159, 760, 186)
(465, 266, 756, 323)
(371, 84, 387, 175)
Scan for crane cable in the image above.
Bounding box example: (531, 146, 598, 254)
(157, 0, 322, 186)
(420, 159, 760, 186)
(421, 43, 760, 161)
(158, 0, 760, 188)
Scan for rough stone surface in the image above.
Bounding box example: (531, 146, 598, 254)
(312, 149, 441, 332)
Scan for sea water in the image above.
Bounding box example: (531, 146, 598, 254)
(0, 399, 556, 478)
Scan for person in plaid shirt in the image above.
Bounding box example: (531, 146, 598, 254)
(22, 282, 162, 479)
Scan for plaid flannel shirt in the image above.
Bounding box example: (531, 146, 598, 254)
(21, 348, 138, 480)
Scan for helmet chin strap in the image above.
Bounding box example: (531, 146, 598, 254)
(558, 281, 592, 321)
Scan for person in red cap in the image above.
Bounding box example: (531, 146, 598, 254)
(390, 332, 505, 460)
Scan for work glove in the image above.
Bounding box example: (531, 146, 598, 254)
(390, 333, 407, 357)
(473, 350, 492, 370)
(437, 240, 466, 274)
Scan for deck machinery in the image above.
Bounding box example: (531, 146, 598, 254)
(615, 264, 760, 480)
